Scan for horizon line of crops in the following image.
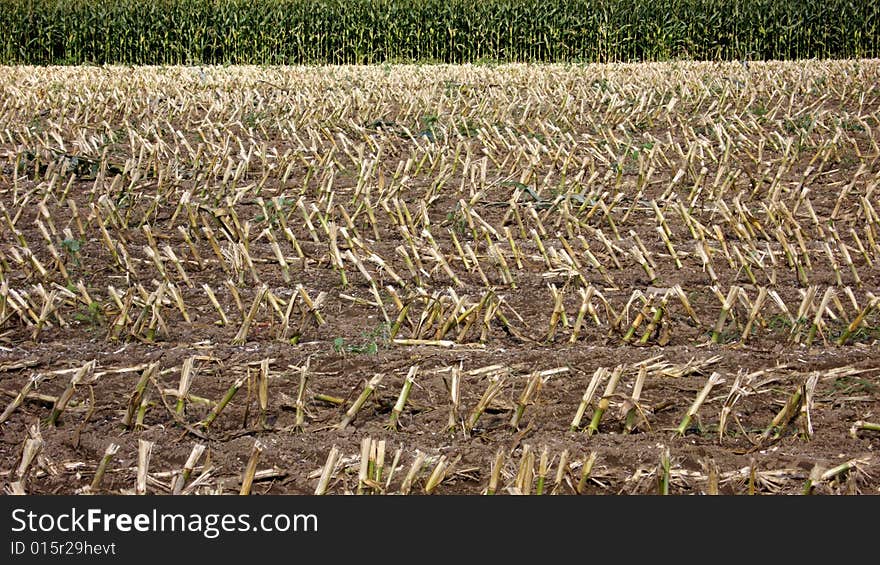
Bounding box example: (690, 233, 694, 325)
(1, 0, 878, 65)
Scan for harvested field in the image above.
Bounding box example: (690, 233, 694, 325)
(1, 60, 879, 495)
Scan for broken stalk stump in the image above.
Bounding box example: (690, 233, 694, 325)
(337, 374, 384, 430)
(201, 374, 248, 429)
(586, 365, 623, 436)
(49, 360, 95, 427)
(89, 443, 120, 494)
(387, 366, 417, 431)
(675, 372, 725, 437)
(239, 440, 264, 495)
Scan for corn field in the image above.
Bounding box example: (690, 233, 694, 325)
(1, 0, 879, 65)
(1, 60, 878, 495)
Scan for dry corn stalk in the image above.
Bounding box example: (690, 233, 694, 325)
(175, 356, 197, 417)
(850, 421, 880, 438)
(294, 356, 310, 431)
(657, 446, 671, 495)
(514, 445, 534, 495)
(576, 451, 598, 494)
(387, 365, 417, 431)
(447, 364, 461, 433)
(675, 372, 725, 436)
(315, 445, 340, 495)
(510, 371, 545, 429)
(172, 443, 206, 495)
(486, 448, 505, 495)
(136, 439, 153, 495)
(0, 375, 39, 425)
(552, 449, 570, 495)
(257, 358, 270, 429)
(587, 365, 624, 436)
(201, 374, 248, 429)
(49, 360, 95, 426)
(571, 367, 607, 432)
(466, 375, 505, 435)
(400, 451, 427, 495)
(338, 374, 384, 430)
(232, 284, 268, 345)
(622, 363, 648, 433)
(239, 440, 264, 495)
(718, 371, 753, 443)
(89, 443, 120, 494)
(123, 363, 158, 430)
(16, 436, 43, 483)
(424, 454, 459, 494)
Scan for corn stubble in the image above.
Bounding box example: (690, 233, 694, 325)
(1, 60, 879, 495)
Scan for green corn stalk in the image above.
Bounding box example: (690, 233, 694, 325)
(338, 374, 384, 430)
(89, 443, 120, 494)
(657, 447, 671, 495)
(201, 374, 248, 429)
(535, 446, 549, 495)
(576, 451, 598, 495)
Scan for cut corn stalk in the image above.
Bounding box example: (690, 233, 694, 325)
(201, 374, 248, 429)
(315, 445, 340, 495)
(514, 445, 534, 495)
(294, 357, 310, 432)
(447, 365, 461, 433)
(172, 443, 206, 495)
(387, 365, 417, 431)
(466, 375, 505, 435)
(16, 436, 42, 482)
(175, 356, 197, 417)
(760, 385, 804, 442)
(536, 446, 549, 495)
(711, 286, 741, 344)
(257, 358, 270, 429)
(510, 371, 545, 430)
(136, 439, 153, 495)
(675, 372, 725, 437)
(239, 440, 264, 496)
(424, 455, 459, 495)
(337, 374, 384, 430)
(837, 297, 879, 345)
(486, 448, 505, 495)
(576, 451, 598, 495)
(89, 443, 120, 494)
(400, 451, 427, 495)
(552, 449, 570, 495)
(570, 367, 607, 432)
(586, 365, 624, 436)
(123, 363, 158, 430)
(0, 375, 38, 425)
(657, 446, 671, 495)
(623, 364, 648, 433)
(357, 437, 372, 495)
(232, 284, 267, 345)
(48, 360, 95, 426)
(850, 421, 880, 438)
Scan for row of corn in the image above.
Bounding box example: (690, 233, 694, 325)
(0, 0, 878, 65)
